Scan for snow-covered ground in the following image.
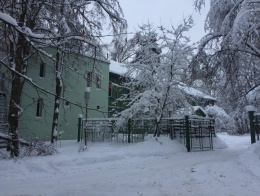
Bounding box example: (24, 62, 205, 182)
(0, 133, 260, 196)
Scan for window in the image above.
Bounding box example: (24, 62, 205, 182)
(39, 62, 46, 78)
(109, 82, 112, 97)
(97, 105, 100, 110)
(96, 74, 101, 89)
(86, 72, 92, 87)
(36, 98, 43, 117)
(64, 101, 70, 109)
(125, 88, 130, 99)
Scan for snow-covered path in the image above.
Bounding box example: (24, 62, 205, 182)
(0, 133, 260, 196)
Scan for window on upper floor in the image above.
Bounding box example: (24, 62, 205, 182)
(86, 72, 92, 87)
(96, 74, 101, 89)
(39, 62, 46, 78)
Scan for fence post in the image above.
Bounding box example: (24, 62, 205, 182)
(128, 118, 131, 143)
(256, 114, 260, 141)
(77, 114, 82, 142)
(185, 114, 191, 152)
(246, 105, 256, 144)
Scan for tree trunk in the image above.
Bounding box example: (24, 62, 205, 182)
(8, 80, 22, 157)
(8, 33, 27, 157)
(51, 50, 62, 143)
(153, 122, 161, 137)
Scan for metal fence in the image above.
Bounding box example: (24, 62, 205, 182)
(171, 116, 215, 151)
(254, 113, 260, 141)
(78, 116, 216, 151)
(85, 119, 113, 142)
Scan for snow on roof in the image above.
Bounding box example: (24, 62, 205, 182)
(192, 106, 208, 117)
(178, 82, 217, 101)
(109, 60, 128, 76)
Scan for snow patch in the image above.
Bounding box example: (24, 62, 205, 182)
(0, 134, 258, 196)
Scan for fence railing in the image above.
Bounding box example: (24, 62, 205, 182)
(254, 113, 260, 142)
(78, 115, 216, 151)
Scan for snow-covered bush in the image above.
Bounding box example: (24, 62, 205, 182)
(24, 140, 58, 156)
(205, 105, 236, 134)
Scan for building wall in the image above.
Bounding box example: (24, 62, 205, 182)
(108, 72, 130, 117)
(5, 48, 109, 140)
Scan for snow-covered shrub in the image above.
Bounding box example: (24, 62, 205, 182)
(205, 105, 236, 134)
(24, 140, 58, 156)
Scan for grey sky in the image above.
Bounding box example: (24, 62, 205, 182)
(119, 0, 209, 43)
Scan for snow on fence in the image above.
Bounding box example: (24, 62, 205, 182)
(79, 115, 216, 151)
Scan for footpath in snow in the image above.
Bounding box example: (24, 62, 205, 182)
(0, 133, 260, 196)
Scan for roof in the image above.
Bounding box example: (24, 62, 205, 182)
(192, 106, 208, 117)
(178, 82, 217, 101)
(109, 60, 128, 76)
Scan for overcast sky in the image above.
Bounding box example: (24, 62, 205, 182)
(118, 0, 209, 43)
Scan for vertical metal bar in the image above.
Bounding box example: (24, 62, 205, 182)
(128, 119, 131, 143)
(85, 105, 88, 146)
(185, 115, 190, 152)
(256, 115, 260, 141)
(77, 115, 82, 142)
(248, 111, 256, 144)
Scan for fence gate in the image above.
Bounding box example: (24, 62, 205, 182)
(171, 116, 215, 152)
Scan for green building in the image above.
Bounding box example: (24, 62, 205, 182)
(0, 48, 109, 141)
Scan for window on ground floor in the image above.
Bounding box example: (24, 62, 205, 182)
(36, 98, 43, 117)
